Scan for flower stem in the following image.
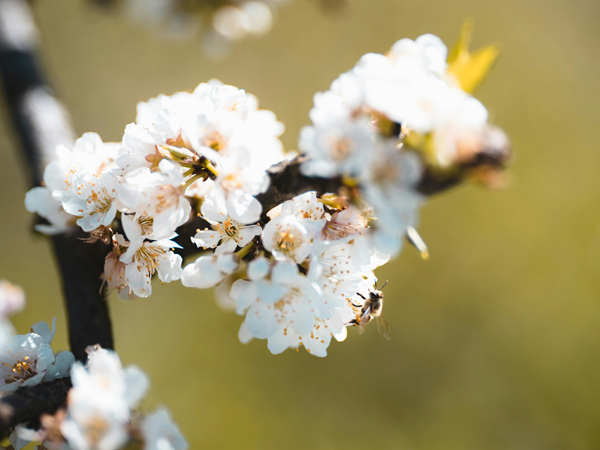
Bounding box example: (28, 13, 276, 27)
(182, 173, 204, 191)
(236, 241, 256, 259)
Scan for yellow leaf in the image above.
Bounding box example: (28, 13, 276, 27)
(447, 20, 500, 94)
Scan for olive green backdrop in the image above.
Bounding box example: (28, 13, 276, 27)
(1, 0, 599, 448)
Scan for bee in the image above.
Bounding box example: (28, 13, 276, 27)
(349, 280, 391, 340)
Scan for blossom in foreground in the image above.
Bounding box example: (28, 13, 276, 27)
(10, 347, 187, 450)
(60, 347, 149, 450)
(141, 407, 188, 450)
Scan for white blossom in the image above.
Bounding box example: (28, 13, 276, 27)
(261, 192, 325, 264)
(319, 206, 367, 241)
(231, 260, 340, 355)
(360, 142, 423, 242)
(141, 407, 188, 450)
(299, 117, 374, 178)
(0, 318, 73, 396)
(191, 189, 261, 254)
(118, 234, 183, 298)
(181, 253, 240, 289)
(25, 132, 117, 235)
(61, 348, 149, 450)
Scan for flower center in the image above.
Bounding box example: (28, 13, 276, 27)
(3, 356, 37, 383)
(154, 185, 182, 213)
(372, 161, 399, 184)
(329, 137, 354, 162)
(277, 228, 299, 253)
(203, 131, 228, 151)
(220, 173, 244, 192)
(88, 187, 113, 215)
(135, 245, 165, 275)
(138, 216, 154, 236)
(221, 218, 238, 238)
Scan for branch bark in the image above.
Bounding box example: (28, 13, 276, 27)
(0, 0, 112, 434)
(0, 378, 71, 439)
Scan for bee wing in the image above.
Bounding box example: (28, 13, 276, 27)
(357, 322, 367, 335)
(376, 315, 392, 341)
(357, 305, 371, 336)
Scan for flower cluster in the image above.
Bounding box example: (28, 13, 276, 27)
(0, 317, 74, 398)
(25, 30, 510, 357)
(10, 346, 187, 450)
(0, 283, 72, 401)
(0, 283, 185, 450)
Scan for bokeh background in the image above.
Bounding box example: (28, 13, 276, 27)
(1, 0, 600, 448)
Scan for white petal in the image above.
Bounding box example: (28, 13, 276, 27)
(125, 261, 152, 297)
(44, 351, 75, 382)
(238, 321, 254, 344)
(123, 365, 150, 408)
(216, 253, 239, 274)
(237, 224, 262, 247)
(244, 303, 278, 339)
(156, 252, 183, 283)
(247, 257, 270, 280)
(267, 328, 294, 355)
(31, 317, 56, 344)
(226, 190, 261, 224)
(271, 261, 299, 286)
(201, 189, 229, 222)
(214, 238, 237, 254)
(230, 280, 257, 313)
(181, 256, 224, 289)
(191, 230, 221, 249)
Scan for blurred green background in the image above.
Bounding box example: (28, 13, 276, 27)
(1, 0, 600, 448)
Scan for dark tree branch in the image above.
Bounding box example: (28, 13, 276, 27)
(0, 0, 114, 361)
(0, 0, 113, 434)
(174, 147, 511, 257)
(255, 155, 341, 219)
(0, 378, 71, 440)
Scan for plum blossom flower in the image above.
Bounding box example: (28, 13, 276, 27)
(61, 348, 149, 450)
(319, 206, 367, 241)
(0, 318, 74, 396)
(181, 253, 239, 289)
(212, 147, 269, 224)
(61, 171, 121, 232)
(118, 234, 183, 298)
(231, 260, 336, 355)
(261, 192, 326, 263)
(299, 116, 374, 178)
(191, 189, 261, 254)
(360, 143, 423, 243)
(25, 132, 118, 235)
(118, 160, 191, 238)
(141, 407, 188, 450)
